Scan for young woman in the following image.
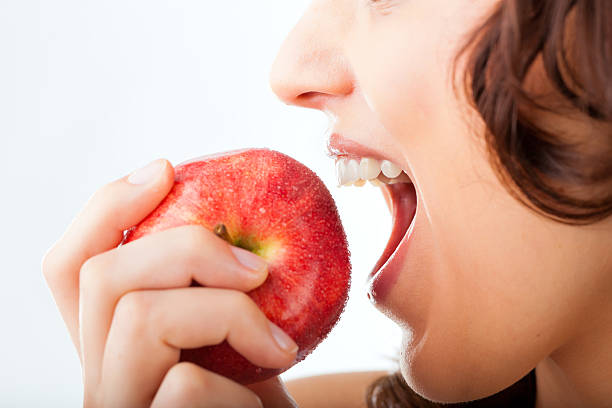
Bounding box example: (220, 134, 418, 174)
(43, 0, 612, 406)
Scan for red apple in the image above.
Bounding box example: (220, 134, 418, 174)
(123, 148, 351, 384)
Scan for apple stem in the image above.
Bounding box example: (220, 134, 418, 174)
(213, 223, 233, 244)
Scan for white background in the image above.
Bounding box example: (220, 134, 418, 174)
(0, 1, 402, 406)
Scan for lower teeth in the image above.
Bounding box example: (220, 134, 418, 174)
(377, 172, 411, 185)
(346, 172, 410, 187)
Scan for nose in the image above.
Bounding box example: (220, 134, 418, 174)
(269, 1, 355, 111)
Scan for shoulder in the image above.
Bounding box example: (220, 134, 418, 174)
(285, 370, 391, 408)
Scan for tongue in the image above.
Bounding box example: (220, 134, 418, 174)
(370, 183, 417, 277)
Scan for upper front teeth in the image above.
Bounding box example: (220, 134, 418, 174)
(336, 157, 410, 187)
(359, 158, 381, 180)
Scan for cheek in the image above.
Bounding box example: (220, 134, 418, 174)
(348, 15, 445, 144)
(398, 135, 596, 401)
(347, 0, 478, 150)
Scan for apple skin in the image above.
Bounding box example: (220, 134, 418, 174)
(123, 148, 351, 384)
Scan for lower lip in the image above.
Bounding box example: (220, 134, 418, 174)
(367, 183, 417, 304)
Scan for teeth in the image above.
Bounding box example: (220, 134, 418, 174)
(343, 159, 360, 185)
(336, 157, 410, 187)
(336, 160, 344, 186)
(359, 158, 381, 180)
(378, 172, 411, 184)
(381, 160, 402, 178)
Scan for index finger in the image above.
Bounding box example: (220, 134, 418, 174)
(41, 159, 174, 354)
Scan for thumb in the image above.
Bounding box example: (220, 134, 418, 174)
(68, 158, 175, 258)
(247, 376, 299, 408)
(42, 158, 174, 353)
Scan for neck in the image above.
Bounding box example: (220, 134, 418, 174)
(535, 305, 612, 408)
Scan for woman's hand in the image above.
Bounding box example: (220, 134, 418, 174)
(42, 159, 299, 408)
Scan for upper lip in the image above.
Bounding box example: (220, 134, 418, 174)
(326, 132, 415, 182)
(327, 132, 390, 162)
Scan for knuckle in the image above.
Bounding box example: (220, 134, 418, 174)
(181, 225, 214, 264)
(41, 246, 59, 284)
(113, 291, 154, 338)
(163, 363, 209, 405)
(88, 181, 123, 220)
(78, 254, 109, 294)
(229, 291, 258, 317)
(183, 225, 211, 250)
(93, 180, 116, 202)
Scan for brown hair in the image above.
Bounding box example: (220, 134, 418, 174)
(366, 369, 536, 408)
(367, 0, 612, 406)
(462, 0, 612, 224)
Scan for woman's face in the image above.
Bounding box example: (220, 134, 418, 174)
(270, 0, 612, 403)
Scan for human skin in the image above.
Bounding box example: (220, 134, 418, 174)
(269, 0, 612, 406)
(43, 1, 612, 406)
(42, 160, 300, 407)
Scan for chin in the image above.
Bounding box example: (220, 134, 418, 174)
(397, 330, 501, 404)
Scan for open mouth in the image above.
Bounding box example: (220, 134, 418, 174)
(334, 156, 418, 279)
(372, 182, 417, 276)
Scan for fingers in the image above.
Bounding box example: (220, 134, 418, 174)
(79, 225, 269, 392)
(150, 362, 263, 408)
(42, 159, 174, 353)
(99, 288, 297, 408)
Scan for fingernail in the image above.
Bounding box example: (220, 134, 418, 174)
(128, 159, 165, 185)
(267, 321, 298, 354)
(230, 246, 268, 275)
